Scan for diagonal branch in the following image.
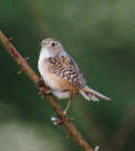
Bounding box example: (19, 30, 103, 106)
(0, 30, 95, 151)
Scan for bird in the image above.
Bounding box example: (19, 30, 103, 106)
(38, 38, 111, 114)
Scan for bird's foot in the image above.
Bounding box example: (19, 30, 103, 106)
(63, 110, 68, 116)
(37, 78, 51, 95)
(51, 115, 74, 125)
(37, 78, 45, 88)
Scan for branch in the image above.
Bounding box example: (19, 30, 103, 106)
(0, 30, 95, 151)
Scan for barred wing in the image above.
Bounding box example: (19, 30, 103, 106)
(48, 56, 86, 88)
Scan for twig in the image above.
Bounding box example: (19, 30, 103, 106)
(0, 30, 94, 151)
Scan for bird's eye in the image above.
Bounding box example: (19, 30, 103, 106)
(51, 42, 56, 47)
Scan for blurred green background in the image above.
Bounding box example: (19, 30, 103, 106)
(0, 0, 135, 151)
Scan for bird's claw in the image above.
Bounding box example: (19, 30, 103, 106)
(51, 115, 74, 125)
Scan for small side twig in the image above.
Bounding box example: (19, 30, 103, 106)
(0, 30, 94, 151)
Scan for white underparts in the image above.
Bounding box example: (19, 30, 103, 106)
(38, 48, 71, 99)
(52, 90, 70, 99)
(40, 48, 54, 59)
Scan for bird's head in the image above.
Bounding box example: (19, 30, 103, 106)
(40, 38, 64, 57)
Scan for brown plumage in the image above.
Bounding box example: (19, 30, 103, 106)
(38, 38, 112, 114)
(47, 56, 86, 89)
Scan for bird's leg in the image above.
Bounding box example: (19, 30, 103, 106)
(37, 77, 51, 94)
(37, 77, 45, 88)
(63, 98, 72, 115)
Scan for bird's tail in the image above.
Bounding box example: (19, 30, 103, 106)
(79, 86, 111, 101)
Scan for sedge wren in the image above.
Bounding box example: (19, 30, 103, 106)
(38, 38, 111, 114)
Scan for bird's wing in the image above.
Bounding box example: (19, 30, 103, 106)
(47, 55, 86, 88)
